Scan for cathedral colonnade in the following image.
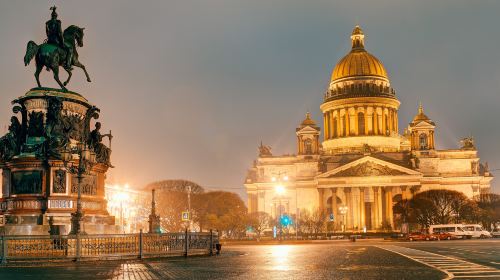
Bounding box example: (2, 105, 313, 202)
(323, 104, 399, 140)
(319, 185, 414, 231)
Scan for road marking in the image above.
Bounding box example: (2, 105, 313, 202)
(376, 245, 500, 279)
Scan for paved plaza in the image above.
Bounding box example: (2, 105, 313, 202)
(0, 239, 499, 279)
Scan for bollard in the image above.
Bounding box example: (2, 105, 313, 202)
(139, 229, 143, 259)
(184, 229, 188, 257)
(209, 229, 214, 256)
(215, 243, 221, 255)
(1, 236, 7, 264)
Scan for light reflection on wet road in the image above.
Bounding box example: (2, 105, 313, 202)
(1, 240, 499, 279)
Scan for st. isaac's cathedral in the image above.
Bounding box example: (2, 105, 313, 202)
(244, 26, 493, 231)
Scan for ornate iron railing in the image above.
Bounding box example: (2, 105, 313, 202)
(0, 230, 218, 263)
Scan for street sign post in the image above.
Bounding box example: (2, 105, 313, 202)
(181, 211, 190, 221)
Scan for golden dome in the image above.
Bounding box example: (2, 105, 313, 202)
(412, 103, 435, 125)
(300, 112, 317, 126)
(331, 26, 388, 82)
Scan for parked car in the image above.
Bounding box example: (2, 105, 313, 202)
(462, 224, 492, 238)
(491, 228, 500, 238)
(429, 224, 472, 239)
(408, 232, 437, 241)
(390, 233, 406, 240)
(431, 232, 458, 240)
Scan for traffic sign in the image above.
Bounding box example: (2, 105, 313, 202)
(329, 213, 335, 222)
(181, 211, 190, 221)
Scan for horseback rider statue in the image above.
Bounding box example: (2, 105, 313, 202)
(24, 6, 91, 91)
(46, 6, 71, 70)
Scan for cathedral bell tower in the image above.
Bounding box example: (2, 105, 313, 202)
(296, 112, 320, 155)
(409, 104, 435, 150)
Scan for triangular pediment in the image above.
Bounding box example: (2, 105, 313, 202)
(317, 156, 421, 178)
(413, 121, 435, 128)
(296, 125, 320, 134)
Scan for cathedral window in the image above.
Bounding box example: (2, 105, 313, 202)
(419, 133, 428, 150)
(304, 139, 313, 154)
(358, 112, 365, 135)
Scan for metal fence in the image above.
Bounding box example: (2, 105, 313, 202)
(0, 230, 217, 263)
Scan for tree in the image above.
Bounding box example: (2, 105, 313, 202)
(193, 191, 248, 238)
(248, 212, 271, 241)
(311, 208, 327, 234)
(394, 189, 496, 231)
(298, 209, 313, 234)
(418, 190, 468, 224)
(393, 199, 412, 232)
(143, 180, 249, 237)
(407, 197, 436, 229)
(476, 193, 500, 230)
(144, 179, 204, 193)
(154, 189, 193, 232)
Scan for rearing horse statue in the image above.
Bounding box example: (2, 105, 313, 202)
(24, 25, 91, 92)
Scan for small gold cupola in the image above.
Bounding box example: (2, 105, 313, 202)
(296, 112, 320, 155)
(351, 25, 365, 50)
(409, 103, 436, 151)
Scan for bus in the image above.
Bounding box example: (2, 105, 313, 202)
(428, 224, 472, 239)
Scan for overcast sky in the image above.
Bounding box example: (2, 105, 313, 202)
(0, 0, 499, 198)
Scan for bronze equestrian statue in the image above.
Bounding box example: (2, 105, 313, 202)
(24, 6, 91, 91)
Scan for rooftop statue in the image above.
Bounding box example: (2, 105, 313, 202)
(24, 6, 91, 91)
(460, 136, 476, 150)
(258, 141, 272, 157)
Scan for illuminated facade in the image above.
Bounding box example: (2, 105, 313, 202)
(244, 26, 493, 231)
(105, 184, 150, 233)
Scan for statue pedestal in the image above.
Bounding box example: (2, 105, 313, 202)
(0, 88, 117, 235)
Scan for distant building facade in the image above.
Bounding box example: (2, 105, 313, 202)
(244, 26, 493, 231)
(105, 185, 150, 233)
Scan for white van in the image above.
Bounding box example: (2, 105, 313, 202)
(462, 224, 491, 238)
(429, 224, 472, 239)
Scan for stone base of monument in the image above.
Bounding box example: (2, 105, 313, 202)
(0, 213, 123, 235)
(0, 224, 51, 235)
(0, 88, 119, 236)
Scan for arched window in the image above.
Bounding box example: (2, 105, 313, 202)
(358, 112, 365, 135)
(419, 133, 428, 150)
(333, 117, 338, 138)
(304, 139, 312, 154)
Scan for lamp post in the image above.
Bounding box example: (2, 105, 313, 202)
(272, 172, 288, 241)
(338, 205, 348, 233)
(61, 142, 96, 235)
(186, 185, 192, 232)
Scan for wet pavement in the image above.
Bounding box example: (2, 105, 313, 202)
(0, 239, 498, 279)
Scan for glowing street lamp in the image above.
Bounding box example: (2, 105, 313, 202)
(272, 172, 289, 241)
(275, 184, 285, 195)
